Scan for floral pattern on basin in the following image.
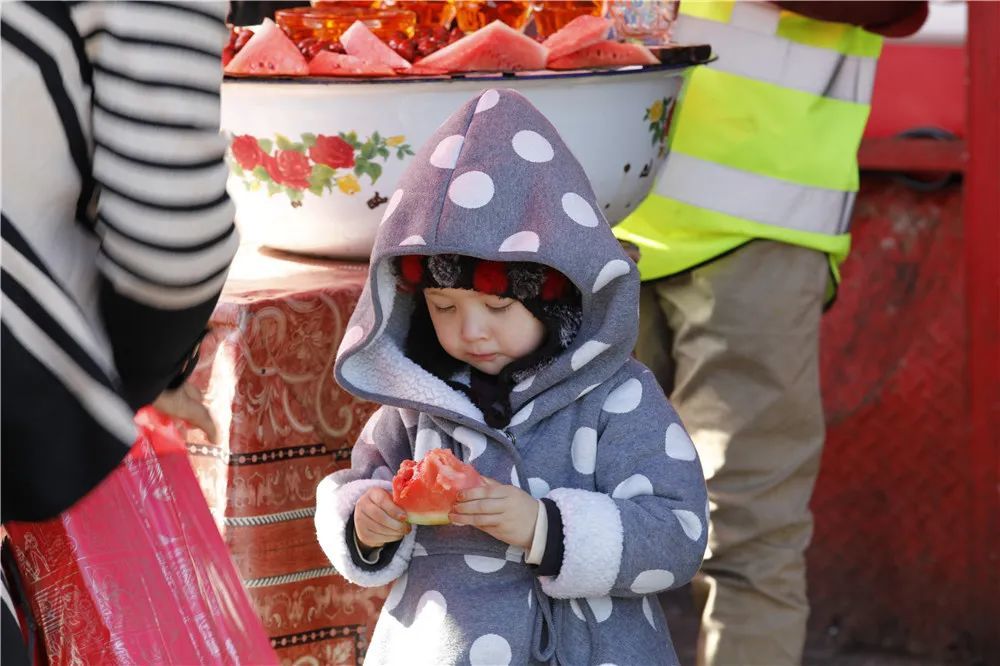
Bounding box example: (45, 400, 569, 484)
(644, 96, 675, 158)
(228, 131, 414, 206)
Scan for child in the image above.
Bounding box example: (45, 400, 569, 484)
(316, 89, 707, 666)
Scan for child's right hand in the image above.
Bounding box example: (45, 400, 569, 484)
(354, 487, 411, 549)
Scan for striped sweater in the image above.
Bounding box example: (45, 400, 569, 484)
(1, 1, 237, 521)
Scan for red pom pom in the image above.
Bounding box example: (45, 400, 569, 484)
(472, 261, 509, 295)
(540, 270, 569, 301)
(400, 255, 425, 286)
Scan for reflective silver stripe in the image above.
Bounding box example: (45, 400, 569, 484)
(675, 15, 877, 104)
(653, 152, 851, 235)
(728, 1, 781, 33)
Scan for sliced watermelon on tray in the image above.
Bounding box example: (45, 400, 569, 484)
(392, 449, 485, 525)
(341, 20, 411, 71)
(548, 40, 659, 70)
(542, 15, 612, 62)
(309, 51, 395, 77)
(224, 18, 309, 76)
(415, 20, 548, 73)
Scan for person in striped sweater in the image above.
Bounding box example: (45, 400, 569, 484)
(1, 2, 237, 660)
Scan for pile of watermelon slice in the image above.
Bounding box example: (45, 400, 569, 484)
(224, 14, 659, 78)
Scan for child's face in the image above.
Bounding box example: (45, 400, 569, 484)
(424, 288, 545, 375)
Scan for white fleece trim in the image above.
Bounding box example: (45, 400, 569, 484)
(540, 488, 623, 599)
(342, 334, 484, 423)
(315, 476, 415, 588)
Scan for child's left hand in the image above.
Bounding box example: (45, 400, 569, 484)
(450, 478, 537, 550)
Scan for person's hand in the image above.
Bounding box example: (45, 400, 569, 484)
(152, 382, 217, 443)
(450, 478, 537, 549)
(354, 487, 411, 550)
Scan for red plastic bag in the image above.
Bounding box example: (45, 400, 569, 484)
(4, 408, 277, 665)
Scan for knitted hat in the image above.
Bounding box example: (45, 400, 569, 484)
(394, 254, 582, 350)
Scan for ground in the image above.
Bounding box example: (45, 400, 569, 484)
(659, 588, 963, 666)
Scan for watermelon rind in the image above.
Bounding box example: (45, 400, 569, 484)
(548, 40, 659, 70)
(405, 511, 452, 526)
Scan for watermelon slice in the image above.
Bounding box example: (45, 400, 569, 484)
(308, 51, 395, 77)
(542, 15, 611, 62)
(340, 20, 412, 71)
(548, 40, 659, 70)
(415, 20, 548, 73)
(224, 18, 308, 76)
(392, 449, 485, 525)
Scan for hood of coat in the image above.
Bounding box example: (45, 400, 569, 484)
(334, 88, 638, 434)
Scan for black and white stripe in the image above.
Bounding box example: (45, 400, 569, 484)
(1, 1, 236, 522)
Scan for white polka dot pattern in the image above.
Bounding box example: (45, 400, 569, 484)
(414, 428, 442, 461)
(577, 384, 600, 399)
(380, 189, 403, 224)
(571, 340, 610, 371)
(571, 427, 598, 474)
(602, 378, 643, 413)
(499, 231, 540, 252)
(448, 171, 495, 209)
(400, 235, 425, 246)
(399, 409, 419, 428)
(673, 509, 703, 541)
(527, 477, 550, 499)
(452, 426, 487, 462)
(562, 192, 599, 227)
(592, 259, 630, 292)
(630, 569, 675, 594)
(429, 134, 464, 169)
(511, 130, 554, 163)
(665, 423, 697, 460)
(464, 555, 506, 573)
(470, 634, 512, 666)
(512, 374, 534, 392)
(412, 542, 428, 557)
(475, 89, 499, 113)
(611, 474, 654, 500)
(508, 400, 533, 427)
(642, 597, 657, 630)
(571, 597, 613, 622)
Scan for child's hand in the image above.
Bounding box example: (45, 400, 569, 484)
(450, 478, 537, 550)
(354, 487, 411, 549)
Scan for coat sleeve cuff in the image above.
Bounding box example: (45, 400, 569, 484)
(315, 476, 414, 587)
(538, 488, 623, 599)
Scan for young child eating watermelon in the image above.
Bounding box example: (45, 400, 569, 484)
(315, 89, 707, 665)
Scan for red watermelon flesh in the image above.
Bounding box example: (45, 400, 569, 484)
(392, 449, 485, 525)
(308, 51, 395, 77)
(542, 15, 611, 62)
(548, 40, 659, 70)
(416, 20, 548, 73)
(224, 18, 308, 76)
(340, 20, 412, 70)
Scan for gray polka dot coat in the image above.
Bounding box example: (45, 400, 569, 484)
(316, 89, 708, 666)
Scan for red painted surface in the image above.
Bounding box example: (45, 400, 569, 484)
(865, 43, 966, 139)
(811, 177, 975, 659)
(808, 7, 999, 662)
(858, 136, 966, 172)
(962, 1, 1000, 657)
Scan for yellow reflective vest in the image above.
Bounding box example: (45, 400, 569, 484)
(614, 1, 883, 293)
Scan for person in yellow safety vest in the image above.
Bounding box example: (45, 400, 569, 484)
(614, 2, 928, 665)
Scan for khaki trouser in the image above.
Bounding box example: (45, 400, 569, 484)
(636, 241, 829, 666)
